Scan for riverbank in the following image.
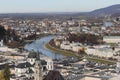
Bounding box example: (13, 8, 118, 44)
(25, 36, 64, 59)
(45, 43, 79, 58)
(45, 41, 116, 65)
(17, 34, 51, 49)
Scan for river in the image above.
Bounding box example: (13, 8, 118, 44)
(24, 36, 64, 59)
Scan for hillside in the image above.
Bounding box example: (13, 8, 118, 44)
(88, 4, 120, 16)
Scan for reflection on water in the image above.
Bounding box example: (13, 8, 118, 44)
(24, 36, 64, 59)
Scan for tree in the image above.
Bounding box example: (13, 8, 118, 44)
(0, 71, 5, 80)
(0, 25, 6, 40)
(78, 48, 86, 56)
(3, 64, 11, 80)
(67, 33, 100, 45)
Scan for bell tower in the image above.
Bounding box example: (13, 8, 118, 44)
(34, 52, 43, 80)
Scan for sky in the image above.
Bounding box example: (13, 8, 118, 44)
(0, 0, 119, 13)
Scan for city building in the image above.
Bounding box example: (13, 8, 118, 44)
(103, 36, 120, 43)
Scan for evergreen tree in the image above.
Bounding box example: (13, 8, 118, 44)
(0, 25, 6, 40)
(3, 64, 11, 80)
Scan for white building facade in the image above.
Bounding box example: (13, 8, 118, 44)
(103, 36, 120, 43)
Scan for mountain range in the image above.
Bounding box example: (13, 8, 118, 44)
(87, 4, 120, 16)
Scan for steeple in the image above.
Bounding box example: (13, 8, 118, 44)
(36, 51, 40, 61)
(34, 51, 43, 80)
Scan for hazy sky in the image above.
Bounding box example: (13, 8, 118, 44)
(0, 0, 119, 13)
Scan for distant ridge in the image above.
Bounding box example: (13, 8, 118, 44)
(88, 4, 120, 16)
(0, 4, 120, 17)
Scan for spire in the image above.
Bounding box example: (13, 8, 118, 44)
(36, 51, 40, 61)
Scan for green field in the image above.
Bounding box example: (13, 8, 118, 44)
(87, 57, 116, 65)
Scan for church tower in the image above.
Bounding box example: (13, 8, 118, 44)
(34, 52, 43, 80)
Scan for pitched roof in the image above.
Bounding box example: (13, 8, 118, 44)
(16, 62, 33, 68)
(28, 52, 37, 58)
(0, 64, 15, 70)
(43, 70, 64, 80)
(41, 60, 47, 65)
